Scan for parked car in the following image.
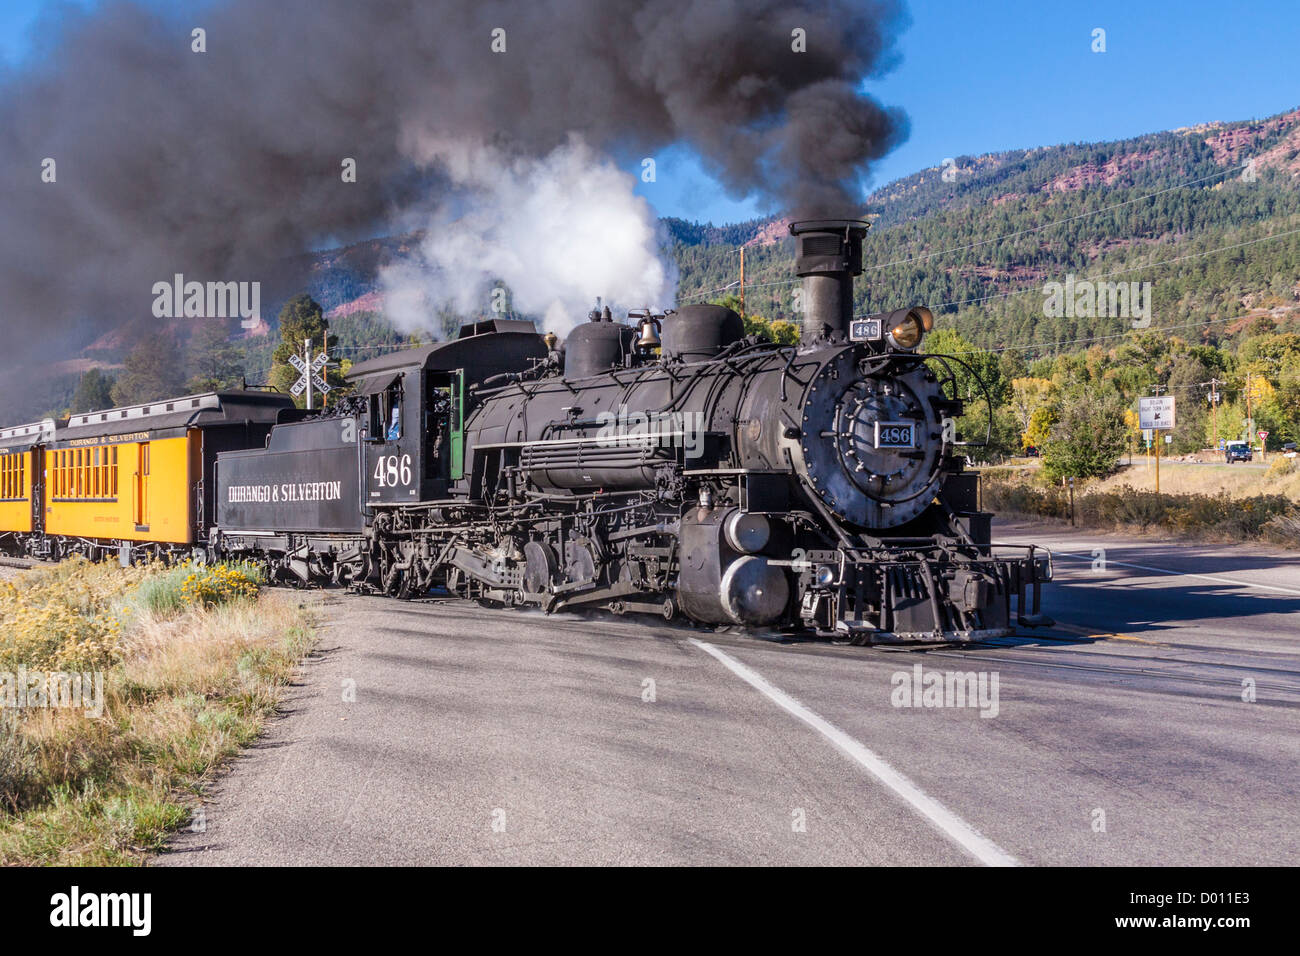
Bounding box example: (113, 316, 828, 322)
(1283, 442, 1297, 459)
(1225, 441, 1253, 463)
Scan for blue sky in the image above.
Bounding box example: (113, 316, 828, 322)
(642, 0, 1300, 222)
(4, 0, 1298, 225)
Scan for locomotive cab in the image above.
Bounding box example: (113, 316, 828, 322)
(357, 366, 465, 501)
(358, 370, 423, 503)
(346, 319, 548, 504)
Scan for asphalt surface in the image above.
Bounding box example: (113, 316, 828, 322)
(158, 520, 1300, 866)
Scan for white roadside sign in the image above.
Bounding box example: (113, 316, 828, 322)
(1138, 395, 1176, 430)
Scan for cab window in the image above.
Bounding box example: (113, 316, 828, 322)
(370, 381, 402, 441)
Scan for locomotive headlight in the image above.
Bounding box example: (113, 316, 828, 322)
(814, 564, 837, 587)
(886, 307, 932, 351)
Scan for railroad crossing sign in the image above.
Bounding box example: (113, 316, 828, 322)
(289, 340, 332, 404)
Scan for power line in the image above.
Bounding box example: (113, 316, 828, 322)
(919, 223, 1300, 314)
(677, 273, 796, 303)
(958, 307, 1271, 357)
(677, 162, 1254, 303)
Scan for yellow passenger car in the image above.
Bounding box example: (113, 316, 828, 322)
(43, 391, 294, 559)
(46, 432, 196, 544)
(0, 419, 55, 553)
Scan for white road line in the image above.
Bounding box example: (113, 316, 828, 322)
(1053, 552, 1300, 596)
(688, 638, 1019, 867)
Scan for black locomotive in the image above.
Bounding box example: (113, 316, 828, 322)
(212, 219, 1051, 642)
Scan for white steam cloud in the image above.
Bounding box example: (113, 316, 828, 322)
(380, 136, 676, 338)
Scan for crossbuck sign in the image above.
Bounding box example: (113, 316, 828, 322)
(289, 348, 331, 400)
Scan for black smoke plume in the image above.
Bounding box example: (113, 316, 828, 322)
(0, 0, 907, 388)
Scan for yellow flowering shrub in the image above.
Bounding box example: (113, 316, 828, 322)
(132, 560, 264, 616)
(176, 563, 262, 609)
(0, 558, 264, 672)
(0, 557, 139, 671)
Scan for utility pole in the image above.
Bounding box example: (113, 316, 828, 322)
(1244, 371, 1251, 449)
(1208, 378, 1221, 450)
(1150, 384, 1166, 493)
(305, 336, 313, 411)
(738, 247, 746, 321)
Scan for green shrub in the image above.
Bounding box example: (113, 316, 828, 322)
(132, 561, 264, 617)
(130, 564, 194, 617)
(1040, 387, 1127, 483)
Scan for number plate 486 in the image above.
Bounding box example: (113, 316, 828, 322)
(873, 422, 914, 449)
(850, 318, 882, 342)
(374, 454, 412, 487)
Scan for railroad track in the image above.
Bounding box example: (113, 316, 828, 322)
(355, 592, 1300, 704)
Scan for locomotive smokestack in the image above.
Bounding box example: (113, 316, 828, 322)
(790, 220, 869, 347)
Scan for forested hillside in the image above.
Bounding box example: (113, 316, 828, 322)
(674, 106, 1300, 355)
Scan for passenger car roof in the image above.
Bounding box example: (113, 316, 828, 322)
(55, 391, 295, 442)
(0, 419, 56, 452)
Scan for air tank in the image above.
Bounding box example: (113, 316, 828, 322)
(661, 304, 745, 363)
(564, 308, 637, 379)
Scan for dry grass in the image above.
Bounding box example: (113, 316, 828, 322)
(0, 560, 314, 865)
(1089, 456, 1300, 500)
(982, 464, 1300, 547)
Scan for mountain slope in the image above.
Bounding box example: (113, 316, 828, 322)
(674, 105, 1300, 355)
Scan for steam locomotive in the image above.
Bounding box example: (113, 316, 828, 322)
(0, 219, 1050, 643)
(214, 219, 1051, 642)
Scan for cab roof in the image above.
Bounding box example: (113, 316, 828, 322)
(345, 321, 546, 390)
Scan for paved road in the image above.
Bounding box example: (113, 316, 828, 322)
(158, 521, 1300, 866)
(1129, 457, 1268, 469)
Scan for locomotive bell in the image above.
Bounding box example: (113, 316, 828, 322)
(636, 317, 661, 349)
